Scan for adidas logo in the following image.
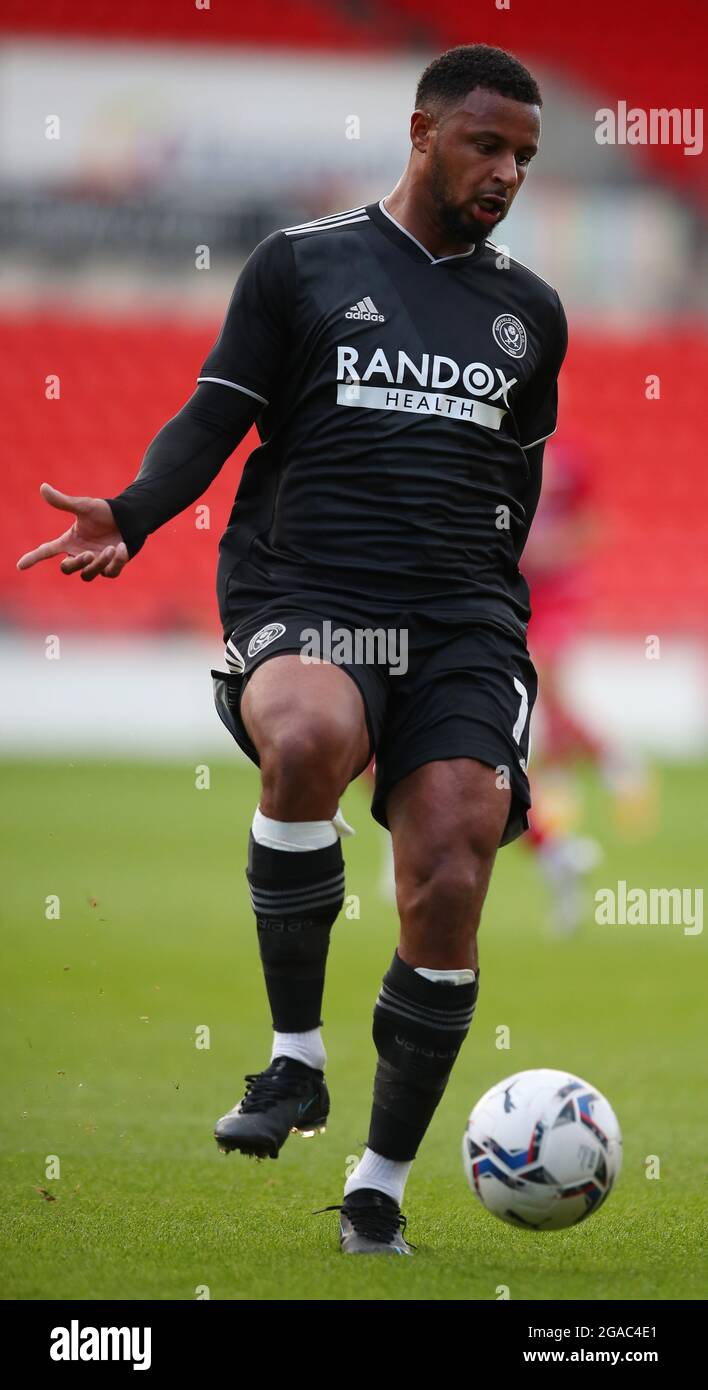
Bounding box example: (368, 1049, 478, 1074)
(345, 295, 385, 322)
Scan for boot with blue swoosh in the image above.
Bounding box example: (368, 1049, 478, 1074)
(214, 1056, 329, 1159)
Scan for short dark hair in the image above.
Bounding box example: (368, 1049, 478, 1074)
(416, 43, 542, 113)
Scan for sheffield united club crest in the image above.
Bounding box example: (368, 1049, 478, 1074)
(492, 314, 527, 358)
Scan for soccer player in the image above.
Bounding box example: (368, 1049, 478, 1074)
(18, 45, 567, 1255)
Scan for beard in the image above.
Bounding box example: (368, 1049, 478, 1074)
(429, 151, 505, 245)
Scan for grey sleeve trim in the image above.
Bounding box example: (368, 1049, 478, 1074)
(197, 376, 268, 406)
(520, 428, 556, 451)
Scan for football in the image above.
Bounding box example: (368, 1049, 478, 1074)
(462, 1068, 622, 1230)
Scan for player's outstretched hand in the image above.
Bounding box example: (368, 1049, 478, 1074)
(16, 483, 130, 581)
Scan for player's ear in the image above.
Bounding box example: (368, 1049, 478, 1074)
(410, 108, 435, 153)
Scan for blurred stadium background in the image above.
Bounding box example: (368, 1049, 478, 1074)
(1, 0, 706, 758)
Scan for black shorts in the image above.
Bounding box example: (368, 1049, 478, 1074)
(211, 599, 537, 847)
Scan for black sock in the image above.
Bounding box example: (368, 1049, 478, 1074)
(246, 832, 345, 1033)
(368, 950, 479, 1161)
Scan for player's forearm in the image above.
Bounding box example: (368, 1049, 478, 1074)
(106, 382, 259, 557)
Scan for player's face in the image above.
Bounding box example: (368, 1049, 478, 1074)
(417, 88, 541, 243)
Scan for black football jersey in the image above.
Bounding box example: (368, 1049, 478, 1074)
(200, 200, 567, 636)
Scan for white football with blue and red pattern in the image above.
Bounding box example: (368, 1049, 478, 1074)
(462, 1068, 622, 1230)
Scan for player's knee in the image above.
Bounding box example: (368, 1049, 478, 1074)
(398, 849, 493, 938)
(259, 713, 356, 816)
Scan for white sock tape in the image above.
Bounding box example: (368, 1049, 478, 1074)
(332, 806, 356, 838)
(252, 806, 355, 852)
(415, 966, 476, 986)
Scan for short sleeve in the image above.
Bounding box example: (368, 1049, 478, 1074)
(516, 293, 568, 450)
(198, 231, 295, 407)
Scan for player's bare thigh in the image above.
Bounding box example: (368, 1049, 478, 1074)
(240, 653, 371, 820)
(386, 759, 511, 971)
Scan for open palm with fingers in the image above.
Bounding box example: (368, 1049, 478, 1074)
(16, 483, 130, 581)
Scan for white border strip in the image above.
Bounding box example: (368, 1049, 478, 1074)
(282, 205, 366, 232)
(284, 214, 369, 237)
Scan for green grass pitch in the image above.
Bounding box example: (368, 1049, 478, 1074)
(1, 757, 706, 1301)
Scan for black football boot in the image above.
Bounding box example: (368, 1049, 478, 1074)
(214, 1056, 329, 1159)
(319, 1187, 413, 1254)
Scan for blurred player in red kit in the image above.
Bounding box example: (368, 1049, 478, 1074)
(524, 434, 652, 932)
